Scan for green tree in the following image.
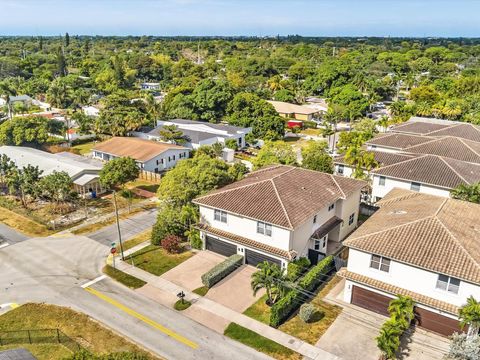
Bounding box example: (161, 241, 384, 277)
(344, 147, 378, 179)
(6, 165, 42, 208)
(99, 157, 139, 190)
(451, 183, 480, 204)
(151, 203, 198, 245)
(225, 138, 239, 150)
(96, 94, 145, 136)
(459, 296, 480, 339)
(376, 320, 402, 360)
(0, 116, 64, 146)
(47, 77, 70, 108)
(0, 154, 15, 187)
(252, 141, 297, 169)
(301, 140, 334, 173)
(158, 124, 188, 145)
(387, 295, 415, 330)
(273, 89, 296, 103)
(39, 171, 77, 211)
(251, 261, 287, 305)
(65, 32, 70, 47)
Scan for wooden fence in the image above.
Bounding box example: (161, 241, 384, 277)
(138, 170, 161, 183)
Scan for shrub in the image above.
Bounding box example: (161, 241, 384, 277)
(303, 120, 318, 129)
(161, 235, 181, 253)
(287, 257, 310, 281)
(188, 229, 203, 250)
(201, 254, 243, 288)
(225, 138, 239, 150)
(299, 303, 318, 323)
(270, 256, 334, 327)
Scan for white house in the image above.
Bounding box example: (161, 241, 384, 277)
(193, 165, 366, 268)
(0, 146, 104, 196)
(340, 188, 480, 337)
(140, 82, 160, 90)
(82, 105, 101, 117)
(138, 119, 252, 150)
(92, 137, 190, 173)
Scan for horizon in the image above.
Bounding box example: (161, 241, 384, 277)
(1, 0, 480, 37)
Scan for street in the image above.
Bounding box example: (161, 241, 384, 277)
(0, 234, 271, 360)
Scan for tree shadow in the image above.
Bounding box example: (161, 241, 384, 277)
(397, 326, 415, 360)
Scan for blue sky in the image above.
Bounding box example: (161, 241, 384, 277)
(0, 0, 479, 37)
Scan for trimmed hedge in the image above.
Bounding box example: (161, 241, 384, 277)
(287, 257, 310, 281)
(270, 255, 334, 327)
(201, 254, 243, 288)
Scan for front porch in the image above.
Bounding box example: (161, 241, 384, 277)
(308, 216, 343, 265)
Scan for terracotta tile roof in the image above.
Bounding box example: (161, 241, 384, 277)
(403, 136, 480, 164)
(344, 189, 480, 284)
(312, 216, 343, 239)
(334, 151, 416, 167)
(391, 121, 452, 135)
(193, 165, 367, 229)
(371, 154, 480, 189)
(93, 137, 188, 162)
(195, 223, 296, 260)
(366, 133, 435, 150)
(338, 269, 459, 315)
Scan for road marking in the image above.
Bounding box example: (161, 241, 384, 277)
(0, 242, 10, 249)
(0, 303, 19, 310)
(81, 275, 107, 288)
(84, 287, 198, 349)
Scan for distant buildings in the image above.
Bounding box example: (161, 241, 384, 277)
(0, 146, 104, 195)
(194, 165, 366, 268)
(341, 188, 480, 336)
(267, 100, 320, 121)
(140, 82, 160, 91)
(93, 137, 190, 173)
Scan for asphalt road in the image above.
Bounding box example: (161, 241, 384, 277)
(0, 235, 271, 360)
(87, 207, 158, 245)
(0, 223, 28, 245)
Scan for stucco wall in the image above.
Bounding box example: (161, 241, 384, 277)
(371, 175, 451, 200)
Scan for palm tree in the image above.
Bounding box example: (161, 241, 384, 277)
(344, 147, 378, 180)
(388, 295, 415, 330)
(451, 183, 480, 204)
(378, 115, 390, 133)
(376, 320, 402, 360)
(459, 296, 480, 339)
(144, 93, 162, 128)
(320, 122, 335, 152)
(251, 261, 286, 305)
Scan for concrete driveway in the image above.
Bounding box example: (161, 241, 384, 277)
(206, 264, 264, 312)
(161, 250, 225, 290)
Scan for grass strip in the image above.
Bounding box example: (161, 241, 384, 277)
(173, 300, 191, 311)
(103, 265, 146, 289)
(192, 286, 209, 296)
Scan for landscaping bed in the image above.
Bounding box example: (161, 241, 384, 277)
(103, 265, 147, 289)
(224, 323, 301, 360)
(125, 244, 193, 276)
(0, 303, 157, 360)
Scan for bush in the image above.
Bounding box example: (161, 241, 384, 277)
(225, 138, 239, 150)
(270, 256, 334, 327)
(299, 303, 319, 323)
(188, 229, 203, 250)
(303, 120, 318, 129)
(161, 235, 181, 253)
(201, 254, 243, 288)
(287, 257, 310, 281)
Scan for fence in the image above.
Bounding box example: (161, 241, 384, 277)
(0, 329, 82, 353)
(138, 170, 161, 183)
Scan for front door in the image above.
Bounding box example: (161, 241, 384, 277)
(308, 249, 325, 266)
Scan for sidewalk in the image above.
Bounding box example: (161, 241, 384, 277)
(116, 260, 340, 360)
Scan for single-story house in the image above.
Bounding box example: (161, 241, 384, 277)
(82, 105, 101, 117)
(267, 100, 320, 121)
(341, 188, 480, 337)
(136, 119, 252, 150)
(0, 146, 104, 196)
(193, 165, 366, 268)
(93, 137, 190, 173)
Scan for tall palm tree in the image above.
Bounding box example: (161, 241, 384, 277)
(251, 261, 286, 305)
(378, 115, 390, 133)
(459, 296, 480, 338)
(388, 295, 415, 330)
(144, 93, 162, 128)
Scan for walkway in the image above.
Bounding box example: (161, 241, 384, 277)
(116, 260, 340, 360)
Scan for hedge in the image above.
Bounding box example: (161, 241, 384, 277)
(201, 254, 244, 288)
(286, 257, 310, 281)
(269, 255, 334, 327)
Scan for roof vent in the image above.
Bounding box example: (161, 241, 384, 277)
(389, 210, 407, 215)
(301, 186, 306, 190)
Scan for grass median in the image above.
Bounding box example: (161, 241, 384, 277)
(103, 265, 147, 289)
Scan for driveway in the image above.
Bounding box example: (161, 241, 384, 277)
(161, 251, 225, 290)
(206, 265, 264, 312)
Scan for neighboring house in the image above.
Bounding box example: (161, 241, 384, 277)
(136, 119, 252, 150)
(82, 105, 101, 117)
(92, 137, 190, 173)
(340, 188, 480, 337)
(0, 146, 104, 195)
(305, 97, 329, 113)
(267, 100, 320, 121)
(140, 82, 160, 90)
(32, 99, 51, 111)
(9, 95, 33, 106)
(193, 165, 366, 268)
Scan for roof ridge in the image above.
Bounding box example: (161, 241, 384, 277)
(330, 174, 346, 199)
(433, 215, 480, 274)
(458, 138, 480, 158)
(426, 122, 461, 135)
(270, 178, 294, 229)
(372, 153, 429, 172)
(403, 136, 444, 150)
(437, 156, 470, 184)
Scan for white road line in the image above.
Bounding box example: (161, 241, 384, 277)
(81, 275, 107, 288)
(0, 243, 10, 249)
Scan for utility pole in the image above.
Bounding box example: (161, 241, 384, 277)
(112, 190, 125, 260)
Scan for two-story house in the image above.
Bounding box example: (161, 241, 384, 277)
(193, 165, 366, 268)
(340, 188, 480, 336)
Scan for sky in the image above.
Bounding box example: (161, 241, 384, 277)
(0, 0, 479, 37)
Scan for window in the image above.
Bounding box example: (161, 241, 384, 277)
(168, 156, 171, 162)
(379, 176, 386, 186)
(313, 215, 317, 224)
(173, 155, 176, 160)
(436, 275, 460, 294)
(371, 145, 377, 149)
(160, 158, 164, 164)
(411, 182, 421, 192)
(328, 203, 335, 211)
(214, 209, 227, 223)
(338, 165, 344, 175)
(257, 221, 272, 236)
(314, 239, 321, 250)
(348, 213, 355, 225)
(370, 254, 391, 272)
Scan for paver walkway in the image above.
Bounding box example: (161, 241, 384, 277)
(116, 260, 340, 360)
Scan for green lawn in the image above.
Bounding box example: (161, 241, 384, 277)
(243, 275, 343, 345)
(0, 303, 158, 360)
(103, 265, 147, 289)
(122, 230, 151, 251)
(125, 244, 193, 276)
(71, 141, 96, 155)
(173, 300, 192, 311)
(192, 286, 209, 296)
(224, 323, 301, 360)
